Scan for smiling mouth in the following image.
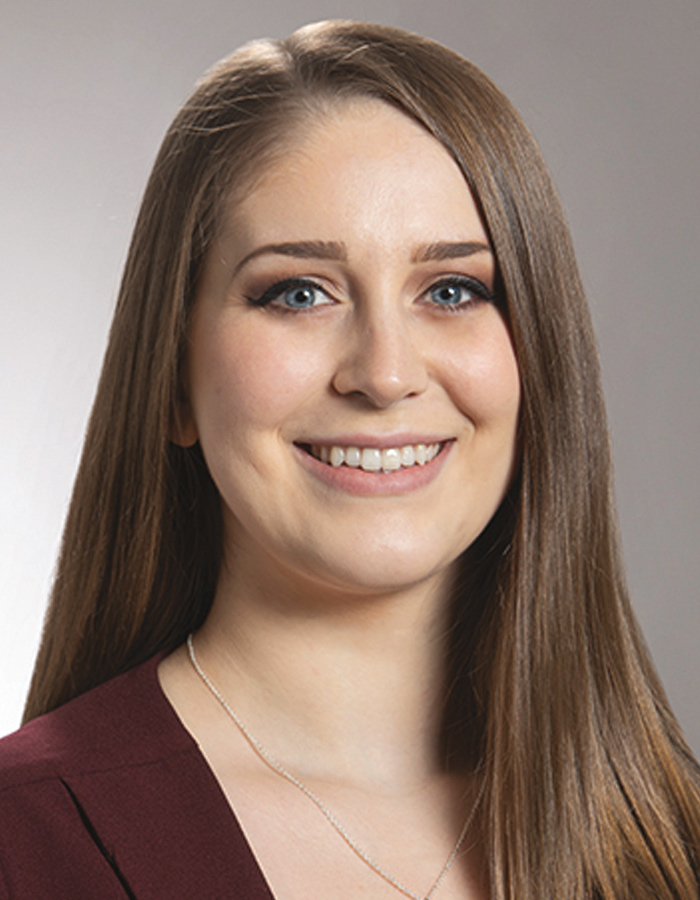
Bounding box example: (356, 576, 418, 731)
(298, 441, 445, 473)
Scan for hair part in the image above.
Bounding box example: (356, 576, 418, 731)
(24, 20, 700, 899)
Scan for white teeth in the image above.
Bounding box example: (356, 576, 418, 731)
(309, 441, 443, 472)
(400, 445, 415, 466)
(361, 447, 382, 471)
(345, 446, 361, 467)
(381, 447, 402, 471)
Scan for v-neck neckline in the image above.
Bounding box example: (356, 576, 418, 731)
(147, 650, 279, 900)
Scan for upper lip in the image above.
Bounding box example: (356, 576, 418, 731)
(295, 433, 453, 449)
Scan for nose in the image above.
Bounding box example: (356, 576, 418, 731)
(331, 305, 429, 408)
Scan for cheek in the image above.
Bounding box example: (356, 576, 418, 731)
(188, 315, 329, 436)
(443, 317, 521, 430)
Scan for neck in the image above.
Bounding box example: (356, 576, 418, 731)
(194, 557, 456, 791)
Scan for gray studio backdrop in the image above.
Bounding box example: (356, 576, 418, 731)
(2, 0, 698, 750)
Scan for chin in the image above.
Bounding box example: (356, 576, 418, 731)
(281, 532, 465, 601)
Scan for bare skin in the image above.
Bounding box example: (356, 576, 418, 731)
(159, 583, 489, 900)
(160, 98, 517, 900)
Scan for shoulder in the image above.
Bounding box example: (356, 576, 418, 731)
(0, 652, 188, 791)
(0, 654, 210, 898)
(0, 655, 267, 899)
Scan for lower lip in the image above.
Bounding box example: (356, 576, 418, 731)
(294, 442, 454, 497)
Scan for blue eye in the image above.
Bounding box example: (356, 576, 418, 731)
(247, 278, 332, 310)
(281, 284, 324, 309)
(428, 277, 493, 310)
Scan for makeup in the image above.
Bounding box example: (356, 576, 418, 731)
(294, 438, 454, 497)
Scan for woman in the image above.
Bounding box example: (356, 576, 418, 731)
(1, 19, 698, 900)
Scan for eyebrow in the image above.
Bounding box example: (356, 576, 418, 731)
(231, 238, 492, 276)
(232, 241, 347, 275)
(411, 241, 492, 262)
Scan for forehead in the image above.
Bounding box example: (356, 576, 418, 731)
(217, 99, 488, 253)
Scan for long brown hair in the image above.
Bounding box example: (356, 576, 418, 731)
(24, 20, 700, 899)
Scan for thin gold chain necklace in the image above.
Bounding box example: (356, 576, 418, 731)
(187, 633, 483, 900)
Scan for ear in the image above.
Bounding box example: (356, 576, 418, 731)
(170, 394, 199, 448)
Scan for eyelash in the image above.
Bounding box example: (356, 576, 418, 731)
(426, 276, 495, 312)
(245, 278, 331, 312)
(245, 275, 495, 314)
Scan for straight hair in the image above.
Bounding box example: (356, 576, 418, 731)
(23, 20, 700, 900)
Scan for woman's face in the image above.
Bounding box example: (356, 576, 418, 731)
(178, 100, 520, 598)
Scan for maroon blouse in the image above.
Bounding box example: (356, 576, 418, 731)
(0, 654, 275, 898)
